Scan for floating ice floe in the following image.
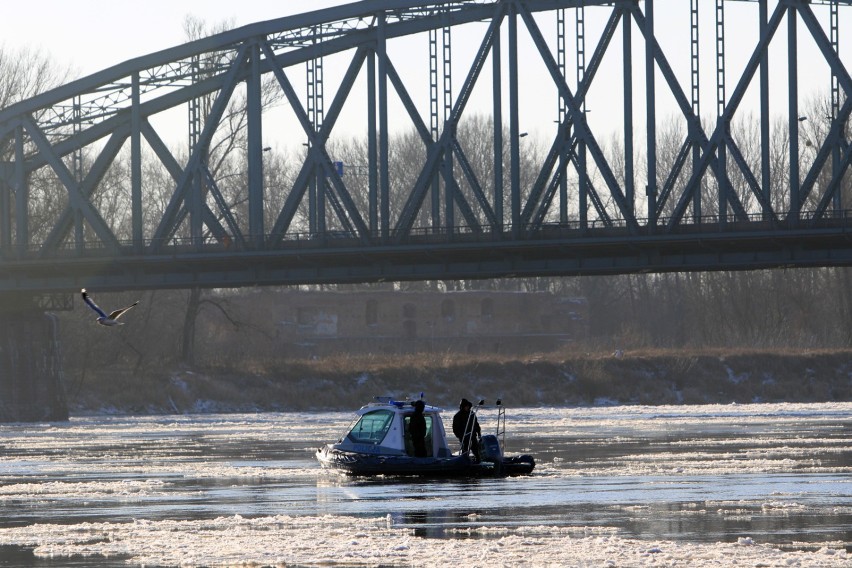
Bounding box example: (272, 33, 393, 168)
(0, 515, 848, 567)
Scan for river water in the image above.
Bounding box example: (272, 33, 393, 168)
(0, 402, 850, 567)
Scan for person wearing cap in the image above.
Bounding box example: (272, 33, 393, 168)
(409, 400, 428, 458)
(452, 398, 481, 462)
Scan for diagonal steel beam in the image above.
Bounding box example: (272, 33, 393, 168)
(530, 134, 613, 231)
(451, 139, 497, 227)
(664, 2, 787, 230)
(441, 159, 482, 231)
(517, 2, 637, 232)
(317, 145, 371, 239)
(141, 121, 229, 244)
(656, 136, 693, 219)
(812, 127, 852, 221)
(629, 4, 754, 225)
(386, 59, 433, 144)
(198, 163, 246, 246)
(395, 3, 505, 237)
(522, 5, 622, 227)
(802, 95, 852, 220)
(794, 2, 852, 213)
(151, 43, 251, 251)
(40, 122, 130, 255)
(725, 135, 779, 223)
(22, 115, 121, 252)
(268, 46, 369, 241)
(569, 143, 612, 225)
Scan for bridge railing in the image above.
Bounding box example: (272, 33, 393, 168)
(7, 206, 852, 260)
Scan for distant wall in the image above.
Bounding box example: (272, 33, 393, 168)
(199, 290, 589, 360)
(0, 312, 69, 422)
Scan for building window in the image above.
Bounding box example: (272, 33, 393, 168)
(297, 307, 338, 335)
(441, 299, 455, 321)
(403, 319, 417, 338)
(366, 299, 378, 326)
(297, 307, 318, 326)
(403, 303, 416, 319)
(481, 298, 494, 320)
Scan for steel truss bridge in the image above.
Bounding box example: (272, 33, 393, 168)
(2, 0, 852, 299)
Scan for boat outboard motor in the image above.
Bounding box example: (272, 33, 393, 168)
(479, 434, 503, 463)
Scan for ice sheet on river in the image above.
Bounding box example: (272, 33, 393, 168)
(0, 402, 849, 566)
(0, 514, 848, 567)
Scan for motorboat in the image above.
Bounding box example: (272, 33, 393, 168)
(315, 396, 535, 477)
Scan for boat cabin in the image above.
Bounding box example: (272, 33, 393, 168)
(333, 398, 455, 458)
(317, 396, 535, 477)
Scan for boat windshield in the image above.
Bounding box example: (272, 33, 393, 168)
(346, 409, 394, 444)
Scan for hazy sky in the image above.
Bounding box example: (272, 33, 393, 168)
(1, 1, 347, 77)
(2, 1, 848, 146)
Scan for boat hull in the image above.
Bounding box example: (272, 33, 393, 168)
(316, 446, 535, 478)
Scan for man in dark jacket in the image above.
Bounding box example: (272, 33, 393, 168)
(452, 398, 481, 461)
(409, 400, 428, 457)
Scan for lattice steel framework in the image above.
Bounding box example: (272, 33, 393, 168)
(2, 0, 852, 293)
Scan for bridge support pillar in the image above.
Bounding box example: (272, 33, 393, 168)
(0, 299, 68, 422)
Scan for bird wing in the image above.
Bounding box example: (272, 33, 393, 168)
(109, 301, 139, 320)
(81, 289, 108, 318)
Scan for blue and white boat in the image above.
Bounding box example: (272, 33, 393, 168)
(315, 397, 535, 477)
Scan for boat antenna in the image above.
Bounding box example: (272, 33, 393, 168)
(495, 399, 506, 451)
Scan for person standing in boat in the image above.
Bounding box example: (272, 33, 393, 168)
(452, 398, 481, 462)
(409, 400, 428, 458)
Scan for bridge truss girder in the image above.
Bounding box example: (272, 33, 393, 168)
(1, 0, 852, 292)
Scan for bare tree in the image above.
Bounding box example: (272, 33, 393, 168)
(0, 46, 74, 246)
(178, 15, 289, 365)
(0, 45, 70, 111)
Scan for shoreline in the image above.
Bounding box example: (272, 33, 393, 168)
(64, 349, 852, 416)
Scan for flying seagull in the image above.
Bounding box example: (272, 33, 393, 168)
(81, 289, 139, 326)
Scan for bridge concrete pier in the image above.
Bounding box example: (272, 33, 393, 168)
(0, 299, 68, 422)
